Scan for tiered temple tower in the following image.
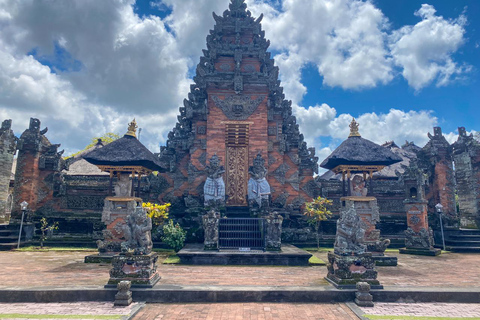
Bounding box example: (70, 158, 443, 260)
(12, 118, 66, 219)
(452, 127, 480, 229)
(417, 127, 457, 228)
(159, 0, 318, 212)
(0, 120, 17, 223)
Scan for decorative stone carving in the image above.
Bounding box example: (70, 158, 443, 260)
(265, 211, 283, 251)
(204, 154, 226, 205)
(211, 95, 265, 120)
(115, 174, 132, 197)
(405, 227, 434, 249)
(355, 282, 374, 307)
(121, 206, 153, 255)
(350, 175, 368, 197)
(203, 209, 220, 250)
(334, 201, 367, 255)
(114, 281, 132, 306)
(248, 153, 270, 208)
(107, 252, 160, 288)
(326, 252, 381, 289)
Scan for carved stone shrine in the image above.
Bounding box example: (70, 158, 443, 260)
(399, 159, 440, 256)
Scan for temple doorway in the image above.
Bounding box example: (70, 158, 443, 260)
(225, 122, 249, 206)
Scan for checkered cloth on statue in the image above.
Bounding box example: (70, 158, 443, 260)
(248, 177, 270, 207)
(204, 177, 225, 204)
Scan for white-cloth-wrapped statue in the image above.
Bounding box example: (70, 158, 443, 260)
(204, 154, 225, 205)
(248, 153, 270, 207)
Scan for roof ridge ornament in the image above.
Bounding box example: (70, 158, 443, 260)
(349, 118, 361, 138)
(125, 119, 138, 138)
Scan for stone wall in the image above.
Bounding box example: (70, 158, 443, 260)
(0, 120, 17, 223)
(453, 127, 480, 228)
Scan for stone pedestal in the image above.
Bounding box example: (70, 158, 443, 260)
(203, 209, 220, 250)
(400, 200, 440, 256)
(264, 211, 283, 251)
(341, 197, 396, 266)
(106, 252, 160, 288)
(326, 252, 382, 289)
(114, 281, 132, 306)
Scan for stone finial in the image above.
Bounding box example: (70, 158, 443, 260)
(355, 282, 374, 307)
(349, 118, 361, 137)
(114, 280, 132, 306)
(125, 119, 138, 138)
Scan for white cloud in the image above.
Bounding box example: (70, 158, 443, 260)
(0, 0, 472, 157)
(390, 4, 468, 90)
(249, 0, 393, 90)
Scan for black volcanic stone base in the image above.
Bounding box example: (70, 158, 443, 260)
(106, 253, 160, 288)
(177, 244, 311, 266)
(326, 252, 383, 289)
(372, 255, 398, 266)
(84, 254, 115, 263)
(399, 247, 441, 256)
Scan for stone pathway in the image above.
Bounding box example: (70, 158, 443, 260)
(133, 303, 359, 320)
(0, 302, 140, 319)
(1, 250, 480, 289)
(359, 302, 480, 318)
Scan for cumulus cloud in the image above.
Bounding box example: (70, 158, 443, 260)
(250, 0, 393, 90)
(0, 0, 472, 157)
(390, 4, 469, 90)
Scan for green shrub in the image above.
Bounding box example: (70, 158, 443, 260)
(162, 220, 186, 252)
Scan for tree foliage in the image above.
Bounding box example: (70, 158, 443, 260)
(65, 132, 121, 159)
(304, 196, 333, 249)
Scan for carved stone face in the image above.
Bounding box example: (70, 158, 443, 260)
(1, 119, 11, 130)
(29, 118, 40, 131)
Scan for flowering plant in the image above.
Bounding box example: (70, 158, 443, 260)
(142, 202, 170, 226)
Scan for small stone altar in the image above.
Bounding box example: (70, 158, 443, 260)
(325, 201, 382, 289)
(83, 120, 166, 263)
(106, 206, 160, 288)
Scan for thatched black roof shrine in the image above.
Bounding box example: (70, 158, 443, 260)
(84, 120, 166, 173)
(320, 119, 402, 171)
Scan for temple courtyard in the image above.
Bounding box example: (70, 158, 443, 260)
(0, 249, 479, 319)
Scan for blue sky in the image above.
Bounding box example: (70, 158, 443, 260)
(0, 0, 478, 160)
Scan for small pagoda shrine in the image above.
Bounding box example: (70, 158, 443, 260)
(84, 120, 165, 287)
(321, 119, 402, 288)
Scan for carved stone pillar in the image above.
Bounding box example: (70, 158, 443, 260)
(0, 120, 17, 223)
(264, 211, 283, 251)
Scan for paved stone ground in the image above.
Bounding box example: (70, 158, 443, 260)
(0, 302, 140, 319)
(1, 250, 480, 289)
(133, 303, 359, 320)
(359, 302, 480, 318)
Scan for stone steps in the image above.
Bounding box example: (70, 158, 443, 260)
(443, 229, 480, 252)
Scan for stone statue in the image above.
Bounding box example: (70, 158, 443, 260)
(115, 174, 132, 197)
(121, 206, 153, 255)
(334, 202, 367, 255)
(204, 154, 226, 205)
(202, 209, 220, 250)
(265, 211, 283, 251)
(350, 175, 368, 197)
(248, 153, 271, 207)
(405, 227, 434, 249)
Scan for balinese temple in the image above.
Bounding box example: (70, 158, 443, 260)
(159, 0, 318, 214)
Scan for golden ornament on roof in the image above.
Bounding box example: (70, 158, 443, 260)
(349, 118, 361, 137)
(125, 118, 138, 138)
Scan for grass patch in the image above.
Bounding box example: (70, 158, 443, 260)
(384, 248, 400, 253)
(364, 315, 480, 320)
(0, 314, 122, 319)
(304, 247, 332, 253)
(153, 248, 176, 254)
(308, 255, 326, 266)
(163, 254, 180, 264)
(14, 246, 96, 252)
